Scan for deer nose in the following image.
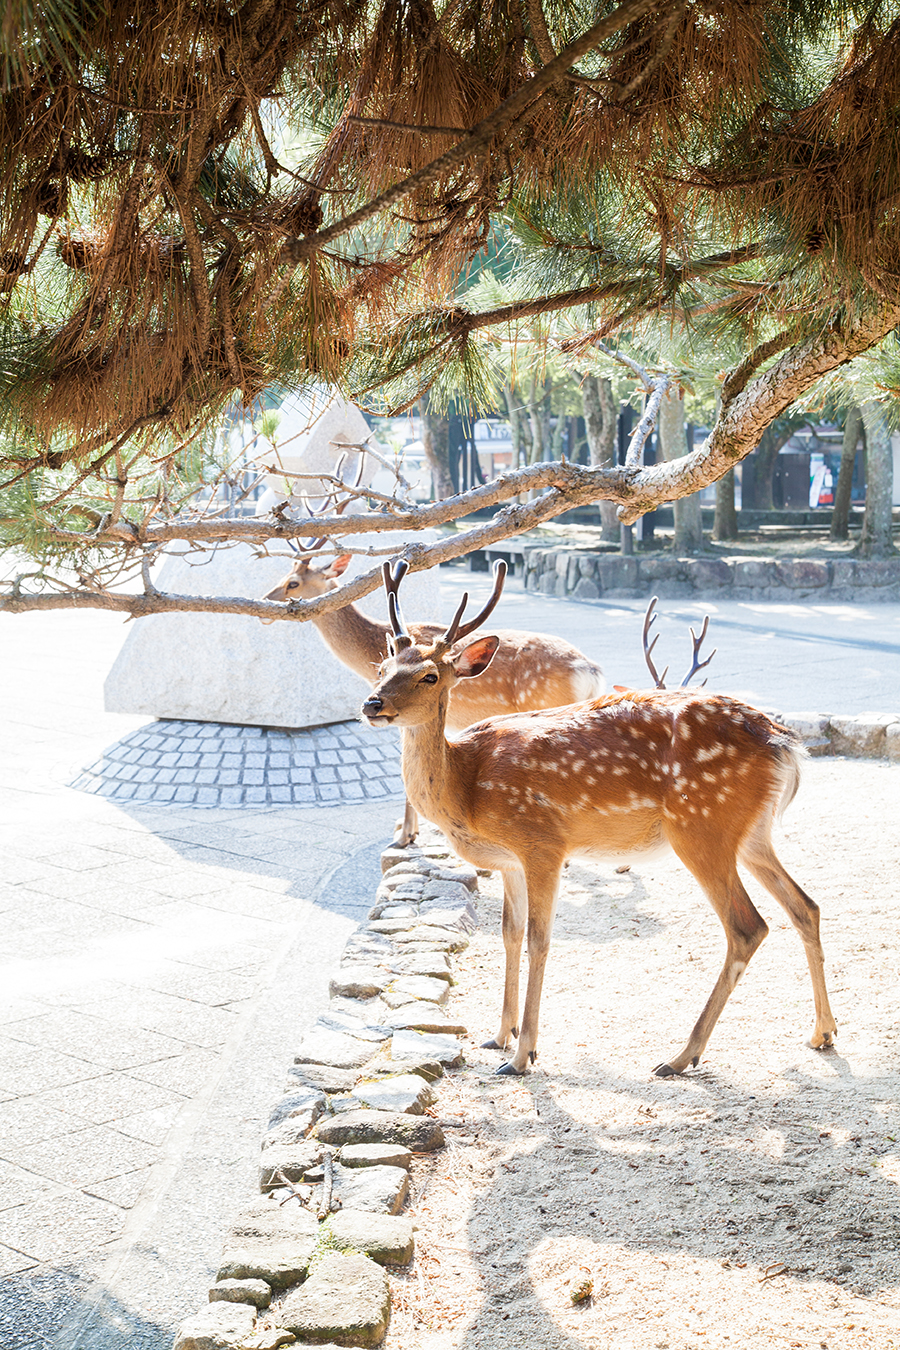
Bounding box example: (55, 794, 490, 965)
(361, 696, 384, 716)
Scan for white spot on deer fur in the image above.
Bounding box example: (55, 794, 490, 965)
(694, 744, 721, 763)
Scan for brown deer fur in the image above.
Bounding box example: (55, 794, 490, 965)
(361, 612, 837, 1077)
(265, 554, 605, 844)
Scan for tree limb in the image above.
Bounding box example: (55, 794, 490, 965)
(282, 0, 669, 265)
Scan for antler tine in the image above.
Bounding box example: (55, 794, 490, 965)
(382, 558, 412, 648)
(642, 597, 668, 689)
(445, 560, 508, 644)
(682, 615, 716, 688)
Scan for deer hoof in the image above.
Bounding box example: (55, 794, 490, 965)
(496, 1060, 527, 1077)
(653, 1062, 678, 1078)
(481, 1038, 504, 1050)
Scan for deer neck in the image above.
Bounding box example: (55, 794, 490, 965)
(313, 602, 388, 685)
(400, 692, 467, 831)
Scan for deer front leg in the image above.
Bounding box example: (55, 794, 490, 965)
(482, 867, 527, 1052)
(392, 797, 419, 848)
(497, 865, 561, 1075)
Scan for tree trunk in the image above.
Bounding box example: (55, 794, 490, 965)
(504, 385, 527, 468)
(830, 403, 863, 541)
(581, 372, 619, 541)
(527, 372, 545, 465)
(858, 399, 896, 558)
(753, 424, 793, 511)
(657, 386, 703, 552)
(417, 397, 454, 499)
(713, 467, 739, 540)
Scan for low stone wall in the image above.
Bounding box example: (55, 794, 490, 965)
(173, 834, 478, 1350)
(775, 712, 900, 761)
(524, 549, 900, 602)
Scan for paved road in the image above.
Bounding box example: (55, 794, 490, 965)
(0, 569, 898, 1349)
(439, 569, 900, 715)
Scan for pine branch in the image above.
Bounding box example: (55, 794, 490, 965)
(282, 0, 670, 265)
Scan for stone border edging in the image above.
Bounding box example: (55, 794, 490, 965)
(172, 831, 479, 1350)
(524, 548, 900, 603)
(767, 712, 900, 761)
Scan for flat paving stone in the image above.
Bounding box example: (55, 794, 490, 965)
(316, 1109, 445, 1151)
(328, 967, 389, 999)
(267, 1086, 327, 1133)
(339, 1143, 412, 1170)
(386, 975, 450, 1004)
(277, 1251, 390, 1345)
(173, 1299, 257, 1350)
(390, 1029, 464, 1067)
(331, 1162, 409, 1214)
(351, 1074, 436, 1115)
(209, 1277, 271, 1308)
(217, 1196, 318, 1287)
(325, 1209, 415, 1265)
(378, 1004, 467, 1035)
(293, 1028, 381, 1071)
(258, 1140, 323, 1192)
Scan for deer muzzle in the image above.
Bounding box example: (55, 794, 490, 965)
(361, 694, 396, 726)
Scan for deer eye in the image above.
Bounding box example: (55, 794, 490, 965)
(421, 672, 438, 685)
(287, 581, 299, 589)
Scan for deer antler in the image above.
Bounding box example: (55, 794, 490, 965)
(641, 596, 716, 689)
(642, 597, 668, 689)
(383, 558, 412, 651)
(290, 450, 367, 555)
(443, 560, 508, 645)
(682, 616, 716, 688)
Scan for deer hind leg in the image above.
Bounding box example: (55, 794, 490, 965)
(483, 866, 527, 1053)
(392, 797, 419, 848)
(657, 828, 769, 1076)
(739, 820, 837, 1050)
(497, 863, 562, 1076)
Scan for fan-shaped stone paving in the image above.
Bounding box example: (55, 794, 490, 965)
(69, 719, 405, 808)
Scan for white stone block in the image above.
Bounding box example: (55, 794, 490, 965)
(104, 534, 440, 728)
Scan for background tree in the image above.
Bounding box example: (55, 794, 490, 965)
(3, 0, 900, 617)
(830, 405, 864, 542)
(656, 385, 704, 553)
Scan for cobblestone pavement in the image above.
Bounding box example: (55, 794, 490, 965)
(71, 719, 403, 808)
(1, 568, 899, 1350)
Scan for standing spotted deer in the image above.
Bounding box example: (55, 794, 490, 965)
(360, 560, 837, 1076)
(263, 547, 605, 845)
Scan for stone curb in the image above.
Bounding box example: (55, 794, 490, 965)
(172, 833, 478, 1350)
(524, 548, 900, 604)
(765, 711, 900, 761)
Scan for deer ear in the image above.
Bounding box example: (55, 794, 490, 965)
(453, 635, 499, 679)
(324, 554, 352, 578)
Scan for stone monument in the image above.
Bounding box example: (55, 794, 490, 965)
(105, 393, 440, 728)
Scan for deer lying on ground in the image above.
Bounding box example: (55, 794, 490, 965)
(360, 560, 837, 1076)
(263, 546, 606, 846)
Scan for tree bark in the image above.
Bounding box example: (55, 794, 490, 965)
(417, 397, 454, 499)
(657, 386, 703, 552)
(831, 403, 863, 541)
(527, 373, 546, 465)
(752, 424, 793, 511)
(713, 468, 738, 540)
(581, 373, 619, 540)
(858, 399, 896, 558)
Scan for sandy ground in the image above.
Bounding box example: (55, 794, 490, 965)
(383, 757, 900, 1350)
